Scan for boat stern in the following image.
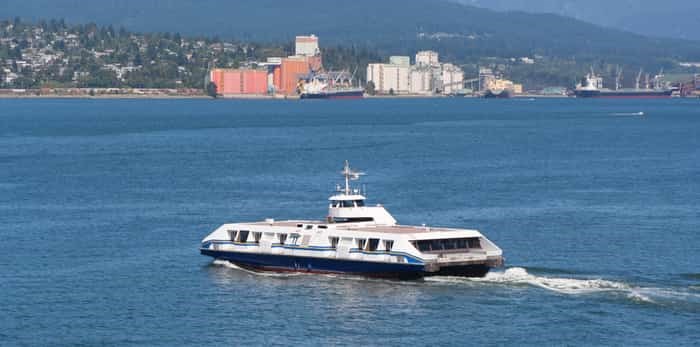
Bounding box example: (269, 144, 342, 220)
(410, 233, 504, 277)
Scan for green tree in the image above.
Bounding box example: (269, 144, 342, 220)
(206, 81, 218, 98)
(365, 81, 376, 96)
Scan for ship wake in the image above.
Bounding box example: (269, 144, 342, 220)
(426, 267, 700, 305)
(610, 111, 645, 116)
(470, 267, 632, 295)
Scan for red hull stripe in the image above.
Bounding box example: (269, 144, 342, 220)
(582, 95, 672, 99)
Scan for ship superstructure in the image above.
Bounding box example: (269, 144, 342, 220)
(200, 162, 503, 279)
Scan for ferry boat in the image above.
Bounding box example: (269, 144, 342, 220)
(200, 162, 504, 279)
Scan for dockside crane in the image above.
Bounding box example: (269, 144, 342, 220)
(635, 68, 643, 90)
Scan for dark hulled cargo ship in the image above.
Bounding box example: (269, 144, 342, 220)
(482, 89, 513, 99)
(574, 71, 673, 99)
(574, 89, 673, 99)
(300, 88, 364, 99)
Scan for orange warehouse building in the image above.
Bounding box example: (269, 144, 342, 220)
(272, 66, 282, 93)
(280, 58, 311, 95)
(210, 69, 268, 95)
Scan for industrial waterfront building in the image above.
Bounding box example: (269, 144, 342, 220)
(367, 51, 464, 95)
(366, 62, 410, 94)
(209, 35, 322, 96)
(442, 63, 465, 95)
(415, 51, 440, 67)
(208, 69, 268, 95)
(294, 35, 320, 57)
(409, 67, 432, 95)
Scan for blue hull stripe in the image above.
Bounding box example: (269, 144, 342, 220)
(201, 249, 425, 276)
(202, 240, 424, 264)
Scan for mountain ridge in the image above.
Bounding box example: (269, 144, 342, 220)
(2, 0, 699, 65)
(455, 0, 700, 41)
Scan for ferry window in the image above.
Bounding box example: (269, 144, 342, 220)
(341, 200, 355, 208)
(412, 238, 479, 252)
(355, 200, 365, 207)
(384, 240, 394, 252)
(367, 238, 380, 251)
(332, 217, 374, 223)
(238, 230, 250, 243)
(444, 239, 457, 250)
(228, 230, 237, 241)
(356, 239, 366, 250)
(253, 232, 262, 244)
(305, 225, 313, 230)
(289, 233, 300, 245)
(415, 240, 431, 252)
(330, 201, 340, 208)
(329, 237, 339, 249)
(318, 225, 328, 229)
(456, 238, 468, 249)
(278, 233, 287, 245)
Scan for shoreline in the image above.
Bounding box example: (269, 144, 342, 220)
(0, 94, 211, 99)
(1, 90, 696, 100)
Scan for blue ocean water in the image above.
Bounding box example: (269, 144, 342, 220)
(1, 98, 699, 346)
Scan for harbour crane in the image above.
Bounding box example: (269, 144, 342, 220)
(635, 68, 643, 90)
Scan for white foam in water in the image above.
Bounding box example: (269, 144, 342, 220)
(213, 262, 698, 305)
(476, 267, 629, 294)
(212, 260, 304, 278)
(610, 111, 645, 116)
(427, 267, 655, 302)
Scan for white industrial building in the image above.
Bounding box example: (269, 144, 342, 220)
(367, 50, 463, 95)
(389, 56, 410, 66)
(415, 51, 439, 67)
(295, 35, 320, 56)
(409, 67, 433, 94)
(441, 63, 464, 94)
(367, 63, 410, 94)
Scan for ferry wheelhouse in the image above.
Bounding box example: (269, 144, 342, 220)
(200, 162, 504, 279)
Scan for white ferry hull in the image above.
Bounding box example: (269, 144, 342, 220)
(201, 246, 501, 279)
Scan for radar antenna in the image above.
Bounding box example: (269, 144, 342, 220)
(341, 160, 364, 195)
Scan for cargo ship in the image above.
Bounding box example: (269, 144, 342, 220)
(482, 88, 513, 99)
(300, 87, 364, 99)
(299, 72, 364, 99)
(574, 70, 673, 99)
